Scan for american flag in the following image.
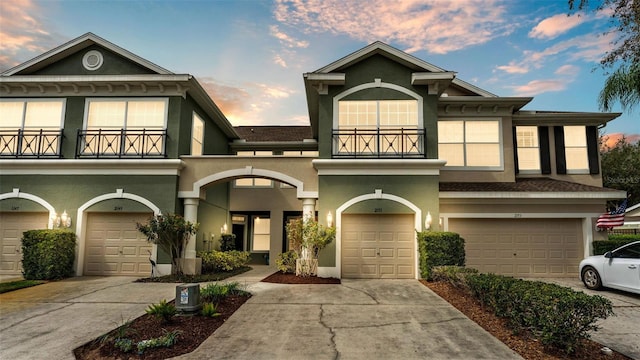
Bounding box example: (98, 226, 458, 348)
(596, 199, 628, 229)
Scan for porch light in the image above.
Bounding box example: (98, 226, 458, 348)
(51, 210, 72, 228)
(221, 223, 228, 234)
(425, 212, 432, 230)
(327, 211, 333, 227)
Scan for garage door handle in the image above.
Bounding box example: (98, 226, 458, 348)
(629, 265, 638, 269)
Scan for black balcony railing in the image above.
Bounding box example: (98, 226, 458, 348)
(0, 129, 63, 158)
(76, 129, 167, 158)
(332, 128, 425, 158)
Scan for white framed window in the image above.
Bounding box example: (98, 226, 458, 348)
(282, 150, 319, 157)
(234, 178, 273, 187)
(564, 126, 588, 172)
(0, 99, 65, 129)
(236, 150, 274, 156)
(191, 113, 204, 156)
(338, 100, 418, 129)
(516, 126, 540, 172)
(85, 98, 167, 129)
(438, 119, 502, 168)
(252, 216, 270, 252)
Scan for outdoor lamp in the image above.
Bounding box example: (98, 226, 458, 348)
(60, 210, 72, 228)
(425, 212, 432, 230)
(327, 211, 333, 227)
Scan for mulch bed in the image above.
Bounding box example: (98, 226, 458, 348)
(422, 280, 631, 360)
(73, 295, 250, 360)
(261, 271, 341, 284)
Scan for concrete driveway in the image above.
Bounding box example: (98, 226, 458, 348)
(0, 268, 521, 360)
(530, 277, 640, 360)
(175, 278, 521, 360)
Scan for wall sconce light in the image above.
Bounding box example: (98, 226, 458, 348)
(327, 211, 333, 227)
(425, 211, 432, 230)
(220, 222, 228, 234)
(51, 210, 72, 228)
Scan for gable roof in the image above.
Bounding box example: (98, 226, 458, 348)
(1, 32, 172, 76)
(311, 41, 496, 97)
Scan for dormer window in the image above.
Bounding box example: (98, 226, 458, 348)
(334, 100, 423, 158)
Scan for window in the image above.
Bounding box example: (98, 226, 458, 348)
(191, 113, 204, 155)
(0, 99, 65, 157)
(282, 150, 319, 157)
(516, 126, 540, 171)
(81, 98, 167, 157)
(438, 120, 501, 168)
(252, 216, 270, 251)
(234, 178, 273, 187)
(335, 100, 422, 157)
(563, 126, 588, 172)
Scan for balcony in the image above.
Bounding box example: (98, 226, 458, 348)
(76, 129, 167, 158)
(0, 129, 63, 158)
(332, 128, 425, 158)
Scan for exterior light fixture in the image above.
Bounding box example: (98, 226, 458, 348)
(327, 211, 333, 227)
(51, 210, 72, 228)
(425, 211, 432, 230)
(220, 222, 228, 234)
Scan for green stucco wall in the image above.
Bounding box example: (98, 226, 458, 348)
(316, 174, 440, 266)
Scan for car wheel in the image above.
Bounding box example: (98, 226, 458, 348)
(582, 266, 602, 290)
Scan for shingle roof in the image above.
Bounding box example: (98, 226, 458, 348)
(440, 178, 621, 193)
(234, 126, 313, 142)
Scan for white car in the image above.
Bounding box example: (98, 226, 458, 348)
(579, 241, 640, 294)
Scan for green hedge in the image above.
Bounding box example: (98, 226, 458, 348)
(593, 237, 638, 255)
(198, 250, 250, 272)
(417, 231, 465, 280)
(21, 230, 76, 280)
(465, 273, 613, 353)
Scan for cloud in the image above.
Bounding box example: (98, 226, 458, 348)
(602, 133, 640, 148)
(273, 54, 287, 68)
(555, 64, 579, 76)
(495, 62, 529, 74)
(0, 0, 63, 71)
(529, 13, 585, 39)
(507, 79, 568, 97)
(269, 25, 309, 48)
(199, 77, 298, 126)
(273, 0, 514, 54)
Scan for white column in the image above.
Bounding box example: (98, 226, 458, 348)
(302, 198, 316, 223)
(183, 198, 200, 259)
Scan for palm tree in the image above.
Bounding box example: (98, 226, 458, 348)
(598, 63, 640, 112)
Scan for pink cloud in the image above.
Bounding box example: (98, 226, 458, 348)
(508, 79, 567, 97)
(602, 133, 640, 148)
(273, 0, 514, 54)
(529, 13, 585, 39)
(555, 64, 579, 76)
(495, 62, 529, 74)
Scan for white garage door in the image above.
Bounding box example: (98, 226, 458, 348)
(0, 212, 49, 275)
(84, 212, 153, 276)
(449, 218, 583, 277)
(342, 214, 415, 279)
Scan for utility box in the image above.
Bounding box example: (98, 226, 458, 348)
(175, 283, 202, 313)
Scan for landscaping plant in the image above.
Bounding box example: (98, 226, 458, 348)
(136, 213, 198, 276)
(201, 302, 221, 317)
(198, 250, 250, 272)
(145, 299, 177, 323)
(417, 231, 465, 280)
(21, 229, 76, 280)
(285, 217, 335, 276)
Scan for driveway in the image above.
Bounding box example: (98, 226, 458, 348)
(530, 277, 640, 359)
(0, 268, 521, 360)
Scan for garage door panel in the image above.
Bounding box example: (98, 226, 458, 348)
(450, 218, 582, 277)
(0, 212, 49, 275)
(84, 212, 152, 276)
(341, 214, 414, 279)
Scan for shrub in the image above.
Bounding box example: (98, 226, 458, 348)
(145, 299, 176, 323)
(219, 234, 237, 251)
(201, 302, 221, 317)
(276, 250, 298, 274)
(21, 230, 76, 280)
(465, 273, 613, 353)
(430, 265, 478, 288)
(201, 281, 246, 303)
(416, 231, 465, 280)
(199, 250, 250, 272)
(593, 237, 638, 254)
(136, 330, 181, 354)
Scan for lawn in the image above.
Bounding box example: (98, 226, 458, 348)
(0, 279, 45, 294)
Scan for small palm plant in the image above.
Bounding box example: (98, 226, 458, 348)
(145, 299, 176, 323)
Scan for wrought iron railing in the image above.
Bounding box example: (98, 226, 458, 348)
(332, 128, 425, 158)
(76, 129, 167, 158)
(0, 129, 63, 158)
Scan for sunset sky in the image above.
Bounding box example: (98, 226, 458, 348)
(0, 0, 637, 140)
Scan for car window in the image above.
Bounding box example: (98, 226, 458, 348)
(613, 244, 640, 259)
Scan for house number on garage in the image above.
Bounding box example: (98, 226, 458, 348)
(11, 206, 20, 211)
(374, 208, 383, 213)
(114, 206, 123, 211)
(514, 213, 522, 218)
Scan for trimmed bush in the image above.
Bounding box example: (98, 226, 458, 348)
(417, 231, 465, 280)
(593, 237, 638, 255)
(219, 234, 236, 251)
(21, 230, 76, 280)
(465, 273, 613, 353)
(430, 265, 478, 288)
(198, 250, 250, 272)
(275, 250, 298, 274)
